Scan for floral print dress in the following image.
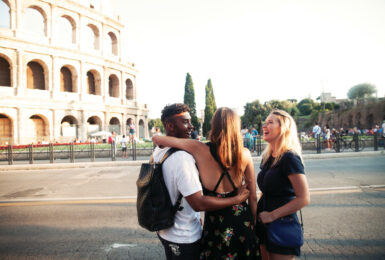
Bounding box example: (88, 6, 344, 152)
(199, 171, 261, 260)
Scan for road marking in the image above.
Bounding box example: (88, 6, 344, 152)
(103, 243, 137, 253)
(0, 185, 384, 207)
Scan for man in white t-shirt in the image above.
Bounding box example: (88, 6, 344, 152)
(312, 122, 321, 138)
(154, 103, 249, 260)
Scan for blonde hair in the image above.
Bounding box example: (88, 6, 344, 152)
(261, 109, 303, 166)
(209, 107, 243, 181)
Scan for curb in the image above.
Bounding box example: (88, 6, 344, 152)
(0, 150, 384, 171)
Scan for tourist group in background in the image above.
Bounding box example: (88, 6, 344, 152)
(151, 103, 310, 260)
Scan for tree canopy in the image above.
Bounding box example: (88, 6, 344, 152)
(347, 83, 377, 99)
(183, 73, 199, 130)
(203, 79, 217, 137)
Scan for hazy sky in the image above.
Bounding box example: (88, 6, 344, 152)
(109, 0, 385, 118)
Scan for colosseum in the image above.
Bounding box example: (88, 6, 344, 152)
(0, 0, 149, 145)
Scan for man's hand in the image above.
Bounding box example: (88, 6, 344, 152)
(235, 184, 249, 204)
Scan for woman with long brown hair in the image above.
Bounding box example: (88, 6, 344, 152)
(153, 107, 260, 259)
(257, 109, 310, 260)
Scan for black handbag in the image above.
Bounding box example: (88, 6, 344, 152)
(267, 211, 304, 247)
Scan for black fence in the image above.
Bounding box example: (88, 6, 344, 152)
(0, 141, 151, 165)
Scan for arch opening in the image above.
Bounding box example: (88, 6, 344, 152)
(0, 0, 10, 28)
(60, 66, 73, 92)
(108, 74, 119, 98)
(0, 113, 12, 145)
(109, 117, 120, 134)
(0, 56, 11, 86)
(125, 79, 134, 100)
(27, 61, 45, 90)
(24, 6, 46, 36)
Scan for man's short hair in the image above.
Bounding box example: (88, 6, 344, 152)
(161, 103, 190, 124)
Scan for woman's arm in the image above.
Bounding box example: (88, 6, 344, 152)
(243, 149, 258, 224)
(259, 174, 310, 223)
(152, 135, 202, 155)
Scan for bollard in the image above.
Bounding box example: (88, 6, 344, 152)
(374, 132, 378, 151)
(111, 141, 116, 161)
(8, 145, 13, 165)
(90, 142, 95, 162)
(335, 133, 340, 153)
(49, 143, 54, 163)
(257, 135, 262, 156)
(316, 135, 321, 154)
(70, 142, 74, 163)
(29, 144, 33, 164)
(133, 140, 137, 161)
(353, 133, 359, 152)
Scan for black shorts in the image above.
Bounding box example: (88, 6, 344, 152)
(157, 234, 201, 260)
(122, 147, 127, 152)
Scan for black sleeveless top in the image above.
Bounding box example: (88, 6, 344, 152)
(199, 143, 260, 259)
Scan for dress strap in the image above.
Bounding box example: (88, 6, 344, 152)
(207, 142, 237, 192)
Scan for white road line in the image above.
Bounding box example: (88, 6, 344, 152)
(0, 185, 384, 204)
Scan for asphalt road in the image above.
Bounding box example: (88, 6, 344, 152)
(0, 155, 384, 259)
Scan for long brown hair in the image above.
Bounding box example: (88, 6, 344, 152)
(209, 107, 243, 181)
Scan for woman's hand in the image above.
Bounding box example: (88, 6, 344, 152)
(236, 184, 250, 204)
(258, 211, 276, 224)
(152, 135, 160, 145)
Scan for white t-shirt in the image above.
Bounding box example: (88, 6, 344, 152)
(313, 125, 321, 137)
(382, 122, 385, 137)
(120, 137, 127, 148)
(153, 147, 203, 244)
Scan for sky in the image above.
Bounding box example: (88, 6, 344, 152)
(109, 0, 385, 119)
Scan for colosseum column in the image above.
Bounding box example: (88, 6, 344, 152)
(51, 109, 58, 142)
(120, 70, 124, 105)
(16, 50, 24, 96)
(134, 115, 138, 138)
(51, 56, 59, 98)
(144, 115, 149, 139)
(80, 110, 87, 141)
(103, 66, 108, 103)
(79, 61, 86, 101)
(15, 107, 21, 145)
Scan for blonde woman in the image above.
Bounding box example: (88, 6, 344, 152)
(257, 110, 310, 260)
(153, 107, 260, 259)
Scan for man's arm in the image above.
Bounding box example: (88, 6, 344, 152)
(185, 184, 249, 212)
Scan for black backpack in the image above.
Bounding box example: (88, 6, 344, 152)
(136, 148, 183, 231)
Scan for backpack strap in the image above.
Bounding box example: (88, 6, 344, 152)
(158, 148, 184, 211)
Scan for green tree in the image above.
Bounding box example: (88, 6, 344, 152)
(297, 98, 315, 115)
(183, 73, 199, 130)
(242, 100, 268, 132)
(203, 79, 217, 137)
(347, 83, 377, 99)
(148, 118, 164, 133)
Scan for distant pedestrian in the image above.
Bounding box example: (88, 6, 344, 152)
(121, 135, 128, 158)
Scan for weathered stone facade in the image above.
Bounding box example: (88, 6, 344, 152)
(0, 0, 149, 145)
(317, 98, 385, 129)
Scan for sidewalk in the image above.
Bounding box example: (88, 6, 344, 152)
(0, 150, 384, 171)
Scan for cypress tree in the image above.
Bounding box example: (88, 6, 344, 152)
(203, 79, 217, 137)
(183, 73, 199, 130)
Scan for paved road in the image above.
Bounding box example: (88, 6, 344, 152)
(0, 155, 384, 259)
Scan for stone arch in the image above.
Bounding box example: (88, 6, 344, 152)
(367, 114, 374, 129)
(58, 15, 76, 44)
(28, 114, 49, 143)
(86, 24, 100, 50)
(0, 0, 10, 28)
(138, 119, 145, 138)
(87, 69, 101, 95)
(108, 31, 118, 56)
(60, 65, 77, 93)
(109, 117, 120, 134)
(108, 74, 119, 98)
(125, 78, 134, 100)
(27, 60, 46, 90)
(348, 114, 353, 128)
(87, 116, 102, 135)
(60, 115, 78, 139)
(0, 55, 11, 87)
(24, 5, 47, 36)
(356, 112, 361, 129)
(0, 113, 12, 145)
